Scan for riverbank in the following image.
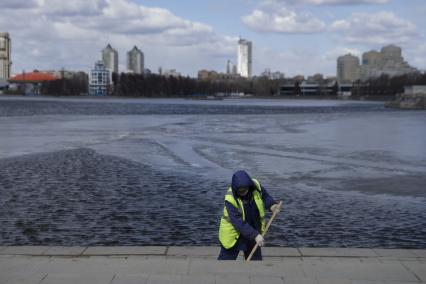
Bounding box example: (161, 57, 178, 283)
(1, 246, 425, 284)
(385, 94, 426, 110)
(0, 93, 390, 102)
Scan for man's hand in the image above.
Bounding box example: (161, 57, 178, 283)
(270, 203, 281, 214)
(255, 234, 265, 247)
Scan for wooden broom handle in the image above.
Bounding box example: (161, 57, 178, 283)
(246, 200, 283, 261)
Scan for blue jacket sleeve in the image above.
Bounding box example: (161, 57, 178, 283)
(260, 185, 278, 211)
(225, 201, 259, 240)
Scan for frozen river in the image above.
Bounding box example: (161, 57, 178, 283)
(0, 96, 425, 248)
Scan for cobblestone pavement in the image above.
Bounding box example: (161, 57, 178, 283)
(0, 247, 425, 284)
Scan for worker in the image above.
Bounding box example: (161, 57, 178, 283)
(218, 170, 281, 261)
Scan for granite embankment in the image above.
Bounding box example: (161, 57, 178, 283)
(385, 94, 426, 109)
(1, 246, 425, 284)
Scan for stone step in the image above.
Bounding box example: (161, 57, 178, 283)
(1, 246, 425, 258)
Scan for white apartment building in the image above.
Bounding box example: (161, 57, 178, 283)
(0, 32, 11, 79)
(127, 46, 144, 74)
(237, 39, 252, 78)
(102, 44, 118, 74)
(89, 61, 110, 96)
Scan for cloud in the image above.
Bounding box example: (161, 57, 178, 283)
(405, 43, 426, 71)
(325, 47, 361, 60)
(271, 0, 389, 5)
(331, 11, 418, 45)
(39, 0, 210, 36)
(255, 46, 339, 77)
(2, 0, 236, 76)
(242, 2, 326, 34)
(40, 0, 108, 16)
(0, 0, 38, 9)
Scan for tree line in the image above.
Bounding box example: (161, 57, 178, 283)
(112, 73, 286, 97)
(38, 71, 426, 97)
(40, 73, 88, 96)
(351, 72, 426, 98)
(39, 72, 287, 97)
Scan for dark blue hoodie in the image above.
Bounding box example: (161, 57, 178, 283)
(225, 170, 276, 250)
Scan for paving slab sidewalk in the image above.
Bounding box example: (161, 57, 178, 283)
(0, 247, 425, 284)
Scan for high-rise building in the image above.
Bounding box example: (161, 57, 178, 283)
(362, 50, 382, 67)
(337, 45, 417, 82)
(232, 65, 238, 75)
(359, 45, 416, 81)
(382, 45, 403, 62)
(226, 60, 237, 75)
(237, 39, 252, 78)
(337, 54, 360, 84)
(127, 46, 144, 74)
(89, 61, 110, 96)
(102, 44, 118, 74)
(0, 32, 11, 79)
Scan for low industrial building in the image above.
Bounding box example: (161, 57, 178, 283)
(279, 81, 336, 96)
(8, 71, 57, 95)
(338, 83, 353, 97)
(404, 85, 426, 96)
(385, 85, 426, 109)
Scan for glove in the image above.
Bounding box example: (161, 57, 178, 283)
(255, 234, 265, 247)
(270, 203, 281, 214)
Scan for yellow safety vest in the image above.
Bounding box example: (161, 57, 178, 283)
(218, 179, 266, 249)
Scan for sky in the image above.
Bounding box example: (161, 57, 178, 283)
(1, 0, 425, 77)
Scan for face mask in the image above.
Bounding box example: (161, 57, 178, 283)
(237, 187, 249, 197)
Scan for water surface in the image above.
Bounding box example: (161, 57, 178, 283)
(0, 97, 425, 247)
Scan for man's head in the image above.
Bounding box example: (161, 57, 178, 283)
(231, 170, 254, 198)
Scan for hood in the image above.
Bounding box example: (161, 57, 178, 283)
(231, 170, 254, 197)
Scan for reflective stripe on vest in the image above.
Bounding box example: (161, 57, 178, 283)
(218, 178, 266, 249)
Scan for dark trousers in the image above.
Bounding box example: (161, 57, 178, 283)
(218, 242, 262, 261)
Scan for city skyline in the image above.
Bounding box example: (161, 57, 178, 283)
(0, 0, 425, 77)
